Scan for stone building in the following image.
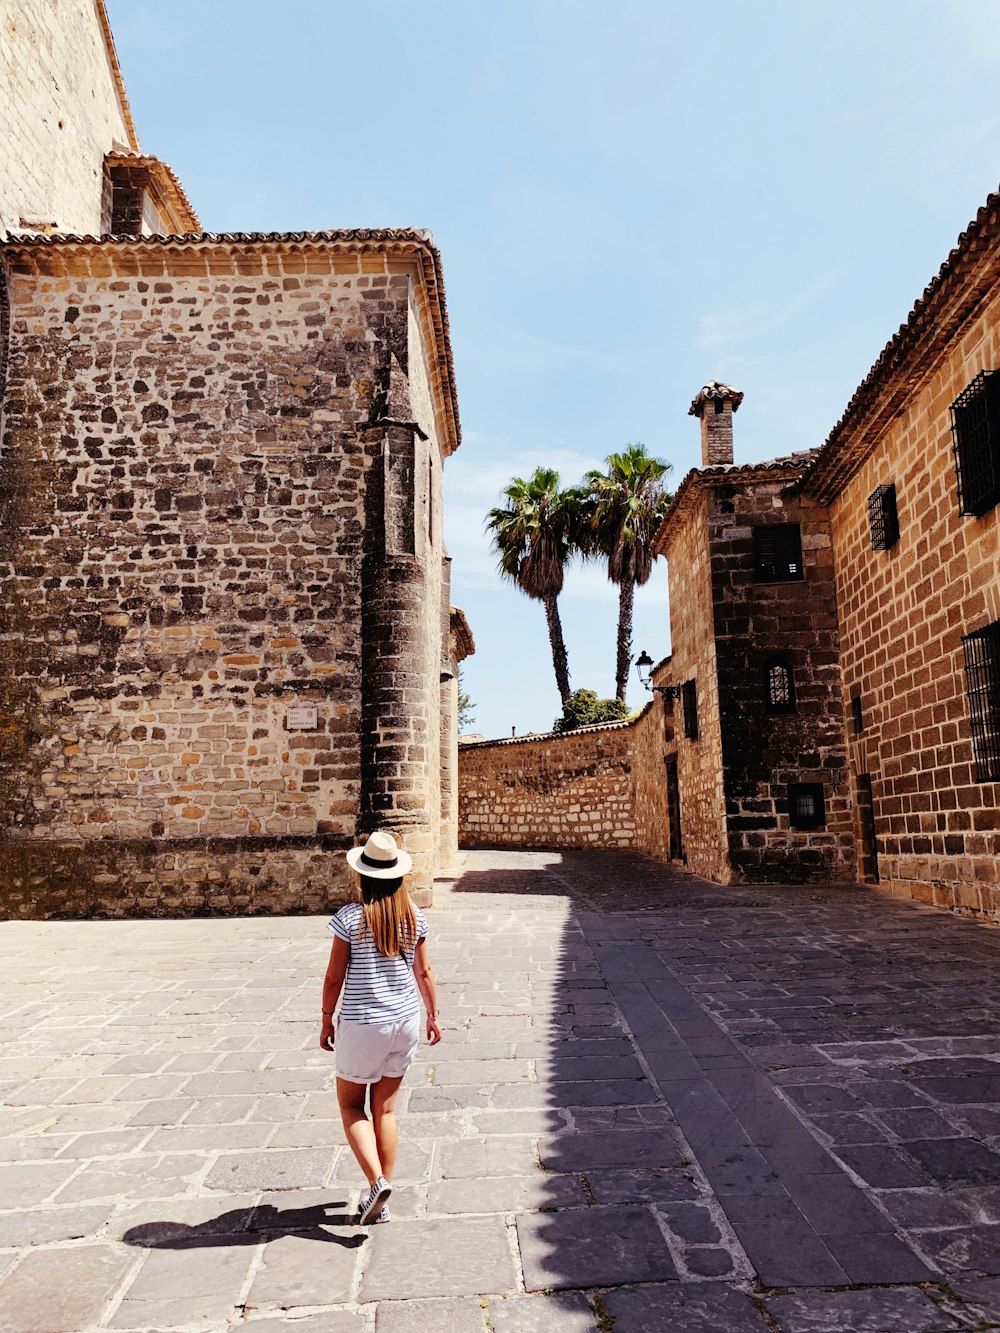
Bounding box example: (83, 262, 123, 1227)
(652, 384, 855, 885)
(803, 191, 1000, 915)
(0, 1, 468, 915)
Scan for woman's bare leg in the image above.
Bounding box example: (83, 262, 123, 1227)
(336, 1077, 381, 1186)
(371, 1074, 404, 1183)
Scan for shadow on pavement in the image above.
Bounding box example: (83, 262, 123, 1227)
(444, 849, 772, 1332)
(123, 1201, 366, 1250)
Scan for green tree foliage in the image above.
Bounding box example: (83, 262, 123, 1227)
(457, 668, 475, 732)
(579, 444, 673, 701)
(485, 467, 578, 704)
(554, 689, 629, 733)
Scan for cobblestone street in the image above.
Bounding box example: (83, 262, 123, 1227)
(6, 850, 1000, 1330)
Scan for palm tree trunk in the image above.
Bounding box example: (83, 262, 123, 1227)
(614, 579, 635, 701)
(543, 593, 571, 704)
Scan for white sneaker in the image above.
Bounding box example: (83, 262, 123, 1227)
(357, 1191, 391, 1223)
(359, 1176, 392, 1225)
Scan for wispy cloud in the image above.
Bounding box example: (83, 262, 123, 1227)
(698, 275, 838, 355)
(458, 321, 627, 380)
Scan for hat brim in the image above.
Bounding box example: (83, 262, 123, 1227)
(345, 845, 413, 878)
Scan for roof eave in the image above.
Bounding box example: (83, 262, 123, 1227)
(653, 458, 813, 554)
(803, 187, 1000, 504)
(1, 228, 462, 456)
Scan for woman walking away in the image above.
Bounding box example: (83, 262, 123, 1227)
(320, 830, 441, 1224)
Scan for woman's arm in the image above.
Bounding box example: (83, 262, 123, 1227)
(319, 935, 350, 1050)
(413, 937, 441, 1046)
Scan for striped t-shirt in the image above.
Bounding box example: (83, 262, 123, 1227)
(327, 902, 428, 1025)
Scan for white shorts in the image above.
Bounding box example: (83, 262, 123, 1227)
(335, 1015, 420, 1084)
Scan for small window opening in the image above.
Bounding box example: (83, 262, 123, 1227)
(951, 371, 1000, 516)
(867, 483, 899, 550)
(428, 454, 434, 548)
(851, 693, 864, 735)
(962, 619, 1000, 781)
(681, 679, 698, 740)
(753, 524, 803, 582)
(788, 783, 825, 829)
(765, 658, 796, 713)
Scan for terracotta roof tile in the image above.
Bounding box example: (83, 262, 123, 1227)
(104, 152, 200, 233)
(689, 380, 744, 416)
(653, 449, 820, 553)
(449, 607, 475, 660)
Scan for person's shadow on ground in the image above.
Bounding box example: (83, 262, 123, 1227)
(123, 1201, 365, 1250)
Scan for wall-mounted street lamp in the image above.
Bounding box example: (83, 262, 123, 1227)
(634, 650, 681, 700)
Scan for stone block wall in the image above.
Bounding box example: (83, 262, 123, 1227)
(459, 703, 672, 861)
(662, 490, 731, 882)
(629, 694, 672, 862)
(708, 482, 854, 882)
(826, 284, 1000, 914)
(0, 239, 452, 916)
(1, 0, 133, 236)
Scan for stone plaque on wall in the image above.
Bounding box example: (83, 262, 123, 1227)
(286, 704, 319, 731)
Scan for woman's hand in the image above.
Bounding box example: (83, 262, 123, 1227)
(320, 1018, 334, 1052)
(426, 1014, 442, 1046)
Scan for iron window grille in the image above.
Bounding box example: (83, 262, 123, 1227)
(867, 483, 899, 550)
(753, 524, 803, 582)
(951, 371, 1000, 516)
(788, 783, 825, 829)
(681, 679, 698, 740)
(765, 658, 796, 713)
(962, 619, 1000, 782)
(851, 693, 864, 735)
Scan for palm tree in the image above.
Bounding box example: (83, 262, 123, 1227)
(486, 467, 577, 704)
(581, 444, 673, 701)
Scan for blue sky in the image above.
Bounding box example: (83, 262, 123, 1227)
(109, 0, 1000, 739)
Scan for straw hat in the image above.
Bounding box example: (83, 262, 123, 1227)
(345, 830, 412, 879)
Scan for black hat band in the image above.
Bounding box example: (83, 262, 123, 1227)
(360, 850, 398, 870)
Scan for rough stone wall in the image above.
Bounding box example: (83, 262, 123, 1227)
(0, 243, 447, 916)
(439, 671, 459, 866)
(460, 726, 636, 851)
(829, 286, 1000, 915)
(628, 696, 672, 862)
(663, 490, 731, 881)
(708, 483, 854, 882)
(459, 703, 671, 861)
(1, 1, 132, 236)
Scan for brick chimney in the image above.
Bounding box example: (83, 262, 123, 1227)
(689, 381, 744, 468)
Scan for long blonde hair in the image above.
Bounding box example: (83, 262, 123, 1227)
(358, 875, 418, 957)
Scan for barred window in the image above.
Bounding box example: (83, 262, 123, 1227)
(753, 524, 803, 582)
(765, 658, 795, 713)
(951, 371, 1000, 516)
(962, 619, 1000, 781)
(788, 783, 825, 829)
(681, 679, 698, 740)
(867, 483, 899, 550)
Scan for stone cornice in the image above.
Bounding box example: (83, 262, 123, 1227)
(804, 187, 1000, 504)
(104, 153, 201, 233)
(0, 228, 461, 456)
(450, 607, 475, 661)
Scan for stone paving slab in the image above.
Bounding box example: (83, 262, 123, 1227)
(8, 849, 1000, 1327)
(489, 1290, 595, 1332)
